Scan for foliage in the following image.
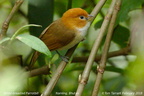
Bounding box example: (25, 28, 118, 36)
(0, 0, 144, 96)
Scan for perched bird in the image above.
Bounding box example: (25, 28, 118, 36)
(29, 8, 92, 68)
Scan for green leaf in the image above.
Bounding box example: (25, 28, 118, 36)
(0, 37, 10, 44)
(112, 25, 130, 48)
(105, 66, 124, 73)
(16, 34, 51, 57)
(103, 75, 127, 92)
(116, 0, 144, 23)
(94, 19, 103, 29)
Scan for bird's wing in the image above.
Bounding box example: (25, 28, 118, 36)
(39, 19, 76, 51)
(29, 19, 76, 67)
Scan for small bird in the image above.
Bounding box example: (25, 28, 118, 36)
(29, 8, 92, 68)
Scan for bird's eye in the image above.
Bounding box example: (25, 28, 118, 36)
(79, 16, 85, 20)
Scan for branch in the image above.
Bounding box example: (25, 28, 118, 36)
(41, 45, 78, 96)
(0, 0, 24, 39)
(24, 46, 130, 78)
(72, 46, 130, 63)
(27, 66, 51, 77)
(90, 0, 107, 22)
(92, 0, 122, 96)
(25, 46, 130, 78)
(75, 0, 117, 95)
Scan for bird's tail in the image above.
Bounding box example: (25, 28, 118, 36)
(29, 51, 40, 69)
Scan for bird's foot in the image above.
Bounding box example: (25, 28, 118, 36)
(56, 50, 69, 62)
(60, 56, 69, 62)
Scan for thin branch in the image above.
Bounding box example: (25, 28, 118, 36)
(92, 0, 122, 96)
(72, 46, 130, 63)
(0, 0, 24, 39)
(94, 0, 105, 18)
(26, 46, 130, 77)
(41, 45, 78, 96)
(28, 65, 51, 77)
(90, 0, 107, 22)
(75, 0, 117, 96)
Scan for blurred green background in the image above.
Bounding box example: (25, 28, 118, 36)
(0, 0, 144, 96)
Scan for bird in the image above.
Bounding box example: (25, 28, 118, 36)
(29, 8, 93, 68)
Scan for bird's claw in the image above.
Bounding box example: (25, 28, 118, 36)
(60, 56, 69, 62)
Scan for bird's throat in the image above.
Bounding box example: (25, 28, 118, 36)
(76, 22, 90, 36)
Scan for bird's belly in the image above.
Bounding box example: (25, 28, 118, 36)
(58, 33, 84, 50)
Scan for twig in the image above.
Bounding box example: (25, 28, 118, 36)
(0, 0, 24, 39)
(75, 0, 117, 96)
(91, 0, 121, 96)
(90, 0, 107, 22)
(94, 0, 105, 18)
(41, 45, 78, 96)
(72, 46, 130, 63)
(28, 65, 51, 77)
(26, 46, 130, 77)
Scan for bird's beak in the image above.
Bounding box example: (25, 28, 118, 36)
(87, 15, 93, 21)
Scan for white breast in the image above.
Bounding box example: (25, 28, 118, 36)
(76, 22, 90, 36)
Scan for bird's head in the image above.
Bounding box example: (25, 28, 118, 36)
(61, 8, 93, 31)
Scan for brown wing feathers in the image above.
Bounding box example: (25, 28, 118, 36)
(29, 19, 75, 68)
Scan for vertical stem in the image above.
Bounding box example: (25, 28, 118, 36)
(90, 0, 107, 22)
(41, 45, 77, 96)
(91, 0, 122, 96)
(75, 0, 117, 96)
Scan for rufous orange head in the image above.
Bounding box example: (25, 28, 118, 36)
(61, 8, 92, 32)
